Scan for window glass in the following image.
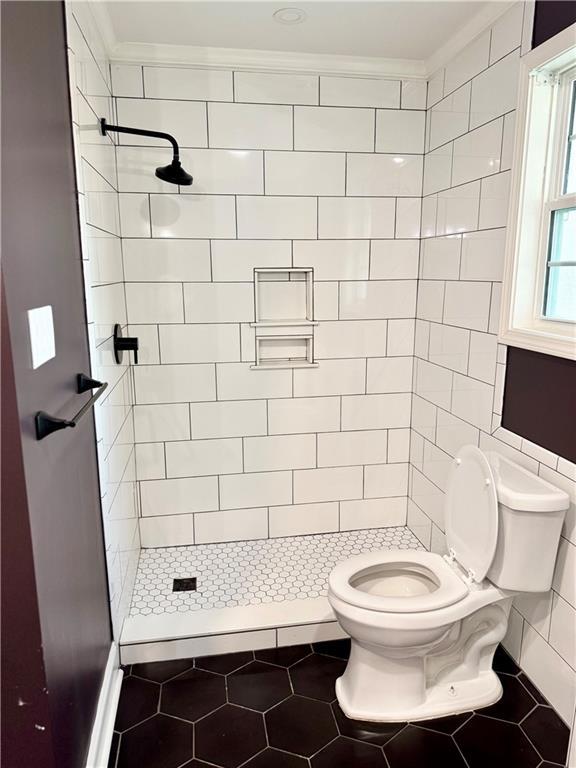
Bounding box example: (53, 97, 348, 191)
(563, 80, 576, 195)
(544, 206, 576, 321)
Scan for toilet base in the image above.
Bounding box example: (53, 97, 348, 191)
(336, 669, 502, 722)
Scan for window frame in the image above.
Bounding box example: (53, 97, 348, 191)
(500, 22, 576, 360)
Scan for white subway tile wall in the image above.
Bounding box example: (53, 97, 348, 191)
(66, 2, 139, 639)
(411, 3, 576, 724)
(111, 60, 423, 558)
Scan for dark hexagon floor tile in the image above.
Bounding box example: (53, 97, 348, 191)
(114, 676, 160, 732)
(521, 705, 570, 765)
(227, 660, 292, 711)
(290, 653, 346, 702)
(519, 673, 548, 705)
(130, 658, 194, 683)
(332, 702, 406, 746)
(312, 639, 351, 660)
(409, 712, 472, 735)
(107, 732, 119, 768)
(266, 695, 338, 757)
(312, 736, 386, 768)
(493, 645, 521, 676)
(255, 645, 312, 667)
(195, 651, 253, 675)
(161, 668, 226, 722)
(481, 672, 537, 723)
(455, 714, 540, 768)
(195, 703, 266, 768)
(385, 725, 468, 768)
(242, 747, 309, 767)
(116, 714, 193, 768)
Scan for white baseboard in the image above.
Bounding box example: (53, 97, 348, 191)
(85, 643, 123, 768)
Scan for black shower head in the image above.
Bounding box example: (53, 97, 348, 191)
(155, 159, 193, 186)
(99, 118, 193, 187)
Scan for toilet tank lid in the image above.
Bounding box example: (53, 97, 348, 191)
(485, 452, 570, 512)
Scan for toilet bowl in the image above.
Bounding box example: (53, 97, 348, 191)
(328, 445, 569, 722)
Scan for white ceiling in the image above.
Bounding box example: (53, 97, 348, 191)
(102, 1, 501, 61)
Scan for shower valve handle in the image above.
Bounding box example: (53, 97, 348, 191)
(113, 324, 139, 365)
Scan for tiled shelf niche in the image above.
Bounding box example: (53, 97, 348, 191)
(251, 267, 318, 370)
(255, 333, 316, 369)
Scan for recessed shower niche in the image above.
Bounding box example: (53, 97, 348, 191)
(250, 267, 318, 369)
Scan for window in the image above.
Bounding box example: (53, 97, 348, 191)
(500, 23, 576, 360)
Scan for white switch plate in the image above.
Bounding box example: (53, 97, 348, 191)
(27, 305, 55, 369)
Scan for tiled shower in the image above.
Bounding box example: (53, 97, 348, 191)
(115, 62, 421, 550)
(66, 0, 575, 735)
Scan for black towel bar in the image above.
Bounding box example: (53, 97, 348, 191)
(35, 373, 108, 440)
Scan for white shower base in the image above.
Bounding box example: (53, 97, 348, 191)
(120, 526, 422, 664)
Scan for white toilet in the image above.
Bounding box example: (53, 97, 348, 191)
(328, 445, 569, 723)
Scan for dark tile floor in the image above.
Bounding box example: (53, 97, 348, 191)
(108, 641, 570, 768)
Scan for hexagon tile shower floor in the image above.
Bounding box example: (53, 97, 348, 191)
(130, 527, 422, 616)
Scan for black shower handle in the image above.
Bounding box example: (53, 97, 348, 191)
(113, 324, 139, 365)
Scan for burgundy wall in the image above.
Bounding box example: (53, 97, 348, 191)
(1, 2, 111, 767)
(501, 3, 576, 462)
(532, 0, 576, 48)
(502, 347, 576, 463)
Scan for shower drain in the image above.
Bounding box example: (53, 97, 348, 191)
(172, 577, 197, 592)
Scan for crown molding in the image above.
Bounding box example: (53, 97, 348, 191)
(109, 41, 427, 79)
(424, 0, 516, 75)
(88, 0, 514, 83)
(87, 0, 118, 56)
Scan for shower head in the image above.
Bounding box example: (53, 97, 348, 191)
(156, 159, 193, 186)
(99, 118, 193, 187)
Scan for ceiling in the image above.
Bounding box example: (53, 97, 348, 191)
(102, 1, 500, 62)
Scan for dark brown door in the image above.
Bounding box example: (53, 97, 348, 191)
(1, 3, 112, 768)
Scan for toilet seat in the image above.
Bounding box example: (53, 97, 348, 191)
(329, 550, 469, 614)
(445, 445, 498, 583)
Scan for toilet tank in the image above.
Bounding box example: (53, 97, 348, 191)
(485, 452, 570, 592)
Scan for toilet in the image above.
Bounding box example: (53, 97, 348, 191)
(328, 445, 569, 722)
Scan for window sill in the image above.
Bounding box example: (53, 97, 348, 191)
(498, 327, 576, 361)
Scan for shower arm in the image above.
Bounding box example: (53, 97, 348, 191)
(99, 118, 181, 161)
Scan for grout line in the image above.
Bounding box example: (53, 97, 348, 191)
(451, 734, 472, 768)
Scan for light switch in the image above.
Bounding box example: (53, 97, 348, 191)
(27, 305, 55, 369)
